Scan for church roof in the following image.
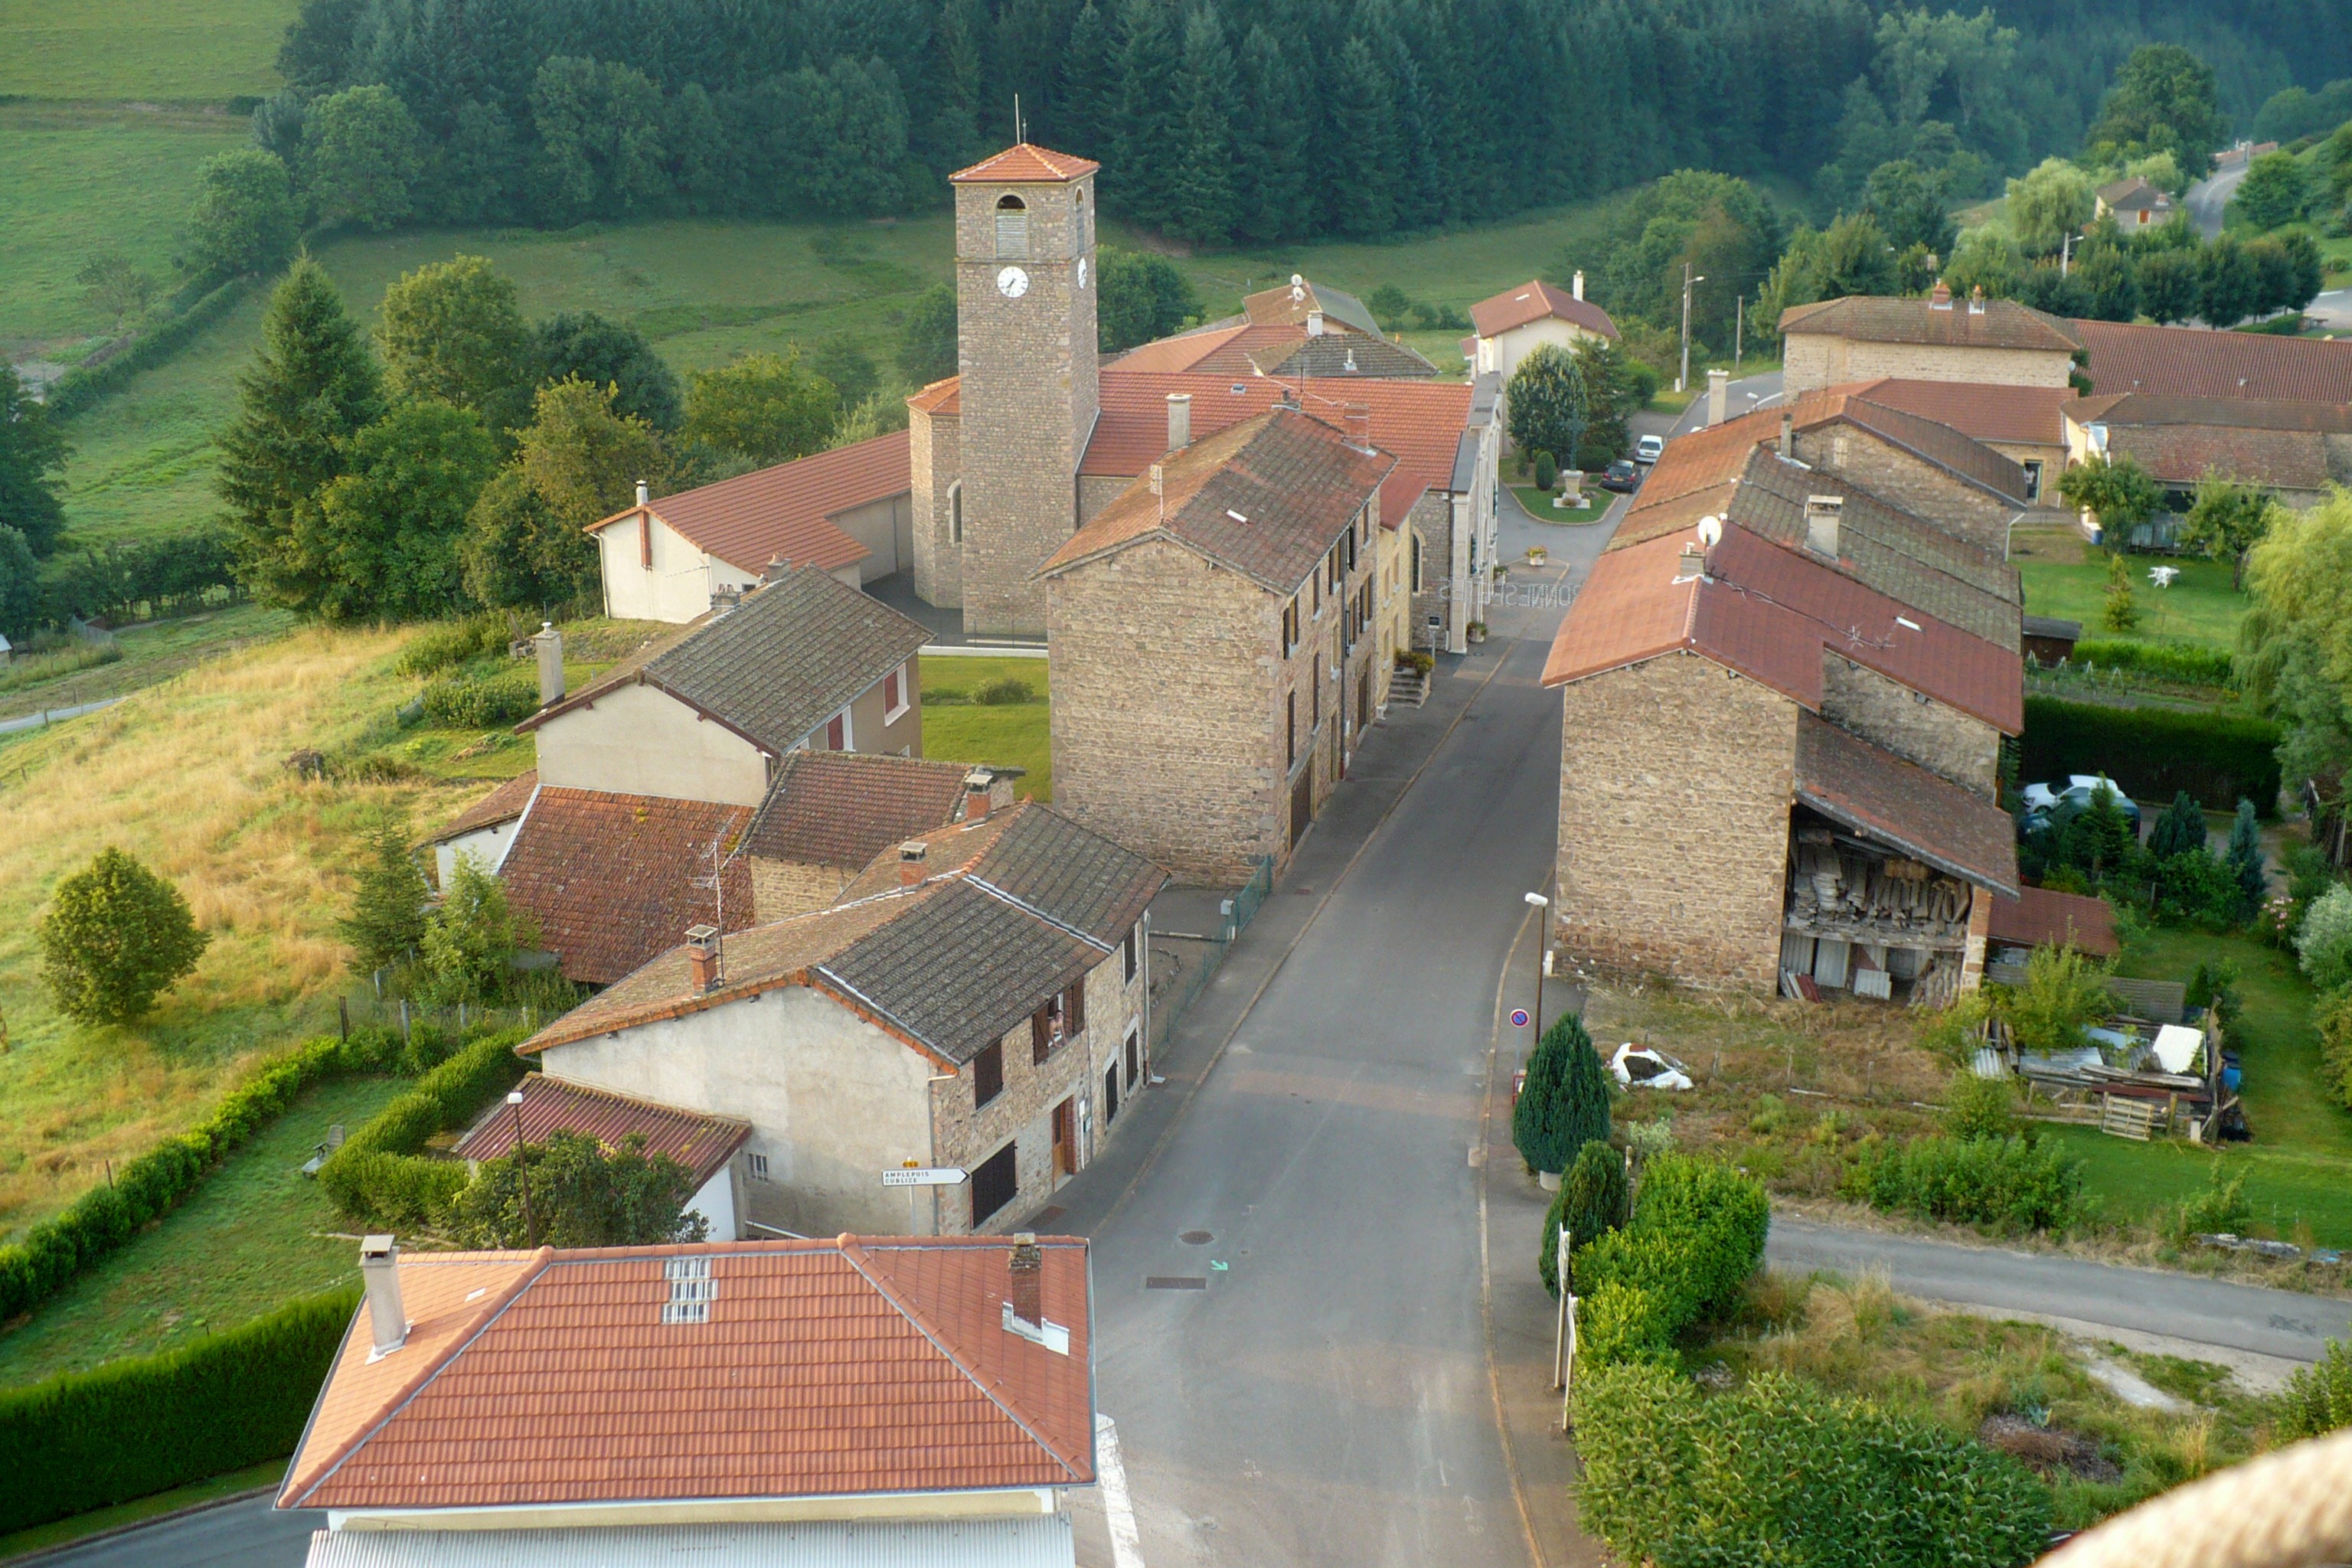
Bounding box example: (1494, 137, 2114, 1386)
(950, 144, 1100, 183)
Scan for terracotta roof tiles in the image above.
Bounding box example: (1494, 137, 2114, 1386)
(1779, 294, 2081, 354)
(496, 789, 755, 985)
(1831, 378, 2078, 447)
(452, 1074, 750, 1187)
(1795, 713, 2018, 894)
(1469, 279, 1620, 340)
(427, 772, 538, 845)
(584, 432, 907, 578)
(2073, 318, 2352, 402)
(1987, 885, 2120, 954)
(950, 143, 1101, 183)
(278, 1236, 1094, 1511)
(743, 750, 975, 871)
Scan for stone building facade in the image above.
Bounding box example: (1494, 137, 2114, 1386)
(1788, 418, 2028, 556)
(1781, 289, 2081, 394)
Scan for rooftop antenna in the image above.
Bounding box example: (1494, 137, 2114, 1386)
(1013, 93, 1024, 145)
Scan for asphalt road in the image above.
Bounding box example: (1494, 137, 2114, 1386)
(2185, 164, 2245, 240)
(22, 1493, 320, 1568)
(1769, 1216, 2352, 1362)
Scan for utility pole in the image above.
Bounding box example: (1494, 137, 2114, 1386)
(507, 1089, 537, 1248)
(1734, 295, 1743, 374)
(1677, 263, 1705, 394)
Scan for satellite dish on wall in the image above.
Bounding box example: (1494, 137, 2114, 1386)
(1696, 515, 1723, 549)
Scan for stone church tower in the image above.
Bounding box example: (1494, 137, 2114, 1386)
(939, 145, 1100, 637)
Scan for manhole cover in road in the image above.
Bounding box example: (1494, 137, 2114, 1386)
(1180, 1230, 1214, 1245)
(1146, 1276, 1209, 1290)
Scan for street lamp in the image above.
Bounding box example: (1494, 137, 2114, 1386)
(507, 1089, 537, 1249)
(1524, 891, 1552, 1040)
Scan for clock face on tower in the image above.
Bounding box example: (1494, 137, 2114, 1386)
(996, 266, 1030, 299)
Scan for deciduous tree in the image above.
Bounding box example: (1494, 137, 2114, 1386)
(897, 284, 959, 385)
(2005, 158, 2094, 257)
(311, 399, 498, 620)
(518, 377, 667, 529)
(2086, 44, 2229, 172)
(1506, 344, 1589, 479)
(524, 312, 682, 431)
(683, 352, 838, 467)
(74, 256, 155, 332)
(2181, 474, 2277, 590)
(377, 256, 531, 428)
(2235, 152, 2311, 232)
(0, 364, 70, 558)
(38, 848, 210, 1024)
(447, 1131, 709, 1248)
(1097, 249, 1197, 354)
(459, 466, 597, 609)
(188, 149, 299, 279)
(303, 84, 422, 230)
(421, 854, 534, 1004)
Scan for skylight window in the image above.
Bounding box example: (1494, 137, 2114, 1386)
(1226, 509, 1249, 523)
(661, 1256, 716, 1324)
(1894, 616, 1921, 631)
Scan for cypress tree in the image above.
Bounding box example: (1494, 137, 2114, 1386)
(2227, 799, 2268, 920)
(217, 256, 384, 614)
(1540, 1138, 1628, 1297)
(1514, 1012, 1610, 1176)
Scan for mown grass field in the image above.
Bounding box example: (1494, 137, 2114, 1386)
(2011, 525, 2250, 654)
(0, 0, 294, 100)
(920, 655, 1052, 800)
(0, 625, 474, 1239)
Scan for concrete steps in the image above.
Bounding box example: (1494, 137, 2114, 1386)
(1388, 665, 1429, 707)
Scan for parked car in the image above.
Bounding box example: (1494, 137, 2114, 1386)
(2020, 774, 2141, 831)
(1597, 459, 1642, 492)
(1635, 433, 1665, 465)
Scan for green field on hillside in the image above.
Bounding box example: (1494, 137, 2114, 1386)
(0, 0, 294, 100)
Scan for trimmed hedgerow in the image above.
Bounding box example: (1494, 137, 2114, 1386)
(0, 1285, 358, 1534)
(0, 1027, 400, 1324)
(1847, 1132, 2083, 1233)
(41, 276, 257, 422)
(316, 1028, 527, 1227)
(1571, 1153, 1769, 1367)
(2066, 639, 2236, 688)
(2020, 697, 2281, 815)
(1574, 1362, 2050, 1568)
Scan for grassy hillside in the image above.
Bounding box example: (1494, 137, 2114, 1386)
(0, 626, 475, 1239)
(0, 0, 294, 99)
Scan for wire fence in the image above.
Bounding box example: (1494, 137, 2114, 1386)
(1146, 857, 1276, 1050)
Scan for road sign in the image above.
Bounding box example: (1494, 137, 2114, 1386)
(1511, 1009, 1530, 1028)
(881, 1168, 968, 1187)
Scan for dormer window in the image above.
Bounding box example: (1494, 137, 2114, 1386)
(996, 195, 1028, 259)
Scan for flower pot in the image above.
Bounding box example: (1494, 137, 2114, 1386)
(1538, 1168, 1563, 1191)
(1527, 547, 1549, 566)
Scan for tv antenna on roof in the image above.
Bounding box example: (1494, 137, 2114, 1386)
(1013, 94, 1024, 145)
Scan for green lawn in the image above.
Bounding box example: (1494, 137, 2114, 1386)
(921, 656, 1050, 801)
(2050, 929, 2352, 1246)
(1509, 484, 1608, 522)
(0, 1072, 404, 1386)
(2011, 527, 2249, 654)
(0, 0, 295, 100)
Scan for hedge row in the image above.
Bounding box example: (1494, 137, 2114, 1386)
(2020, 696, 2282, 815)
(317, 1029, 528, 1227)
(0, 1285, 358, 1535)
(0, 1027, 400, 1323)
(43, 276, 256, 421)
(1572, 1153, 1769, 1367)
(1847, 1133, 2083, 1233)
(1574, 1363, 2051, 1568)
(419, 669, 541, 729)
(2065, 639, 2237, 688)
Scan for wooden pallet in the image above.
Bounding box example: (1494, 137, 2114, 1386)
(2100, 1093, 2158, 1142)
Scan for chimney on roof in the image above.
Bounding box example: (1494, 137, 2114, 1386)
(685, 924, 720, 993)
(898, 841, 929, 886)
(1707, 368, 1728, 428)
(1779, 410, 1794, 459)
(635, 479, 650, 508)
(1572, 270, 1585, 302)
(763, 555, 792, 585)
(1677, 544, 1707, 580)
(1007, 1233, 1044, 1327)
(1344, 405, 1371, 452)
(1930, 280, 1953, 311)
(1167, 392, 1191, 452)
(360, 1235, 407, 1358)
(1805, 495, 1844, 560)
(1306, 308, 1325, 338)
(1968, 286, 1987, 316)
(962, 769, 995, 824)
(531, 622, 564, 707)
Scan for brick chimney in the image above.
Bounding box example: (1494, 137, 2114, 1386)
(1572, 270, 1585, 302)
(1779, 410, 1794, 459)
(1007, 1233, 1043, 1326)
(1344, 406, 1371, 452)
(1968, 286, 1987, 316)
(1706, 368, 1728, 428)
(685, 924, 720, 991)
(962, 769, 995, 825)
(531, 622, 564, 707)
(1804, 495, 1844, 560)
(361, 1235, 407, 1359)
(1929, 280, 1953, 311)
(1166, 392, 1191, 452)
(898, 841, 929, 886)
(1677, 544, 1707, 580)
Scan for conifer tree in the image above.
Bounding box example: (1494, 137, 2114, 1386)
(1514, 1012, 1610, 1176)
(1328, 38, 1399, 237)
(1232, 24, 1311, 243)
(217, 257, 384, 612)
(2227, 799, 2269, 920)
(1109, 0, 1179, 223)
(341, 812, 430, 972)
(1055, 1, 1117, 159)
(1165, 6, 1237, 245)
(2146, 791, 2207, 859)
(1540, 1138, 1628, 1297)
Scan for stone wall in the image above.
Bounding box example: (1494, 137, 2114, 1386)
(1794, 424, 2015, 554)
(909, 406, 963, 608)
(1783, 332, 2073, 394)
(1555, 652, 1798, 988)
(1817, 656, 2001, 797)
(749, 857, 851, 922)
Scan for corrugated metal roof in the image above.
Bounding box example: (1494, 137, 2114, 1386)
(301, 1513, 1073, 1566)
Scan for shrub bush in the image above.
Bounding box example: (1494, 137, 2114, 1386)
(2316, 989, 2352, 1107)
(0, 1285, 357, 1534)
(37, 847, 210, 1024)
(2179, 1161, 2254, 1236)
(2020, 696, 2281, 814)
(2065, 639, 2236, 688)
(395, 615, 514, 678)
(1542, 1138, 1627, 1297)
(2280, 1339, 2352, 1440)
(1534, 449, 1558, 490)
(0, 1028, 396, 1322)
(419, 668, 540, 728)
(41, 277, 257, 421)
(1942, 1072, 2016, 1142)
(1514, 1012, 1608, 1175)
(1848, 1132, 2082, 1232)
(2299, 887, 2352, 992)
(1573, 1154, 1769, 1367)
(973, 675, 1034, 705)
(317, 1028, 527, 1227)
(1573, 1362, 2050, 1568)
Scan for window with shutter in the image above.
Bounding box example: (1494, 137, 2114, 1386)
(1066, 979, 1086, 1036)
(973, 1042, 1004, 1106)
(1031, 1006, 1052, 1063)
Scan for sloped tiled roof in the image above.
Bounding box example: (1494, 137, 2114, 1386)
(2101, 422, 2337, 490)
(1986, 885, 2119, 954)
(426, 772, 538, 846)
(453, 1074, 750, 1187)
(521, 567, 928, 756)
(520, 803, 1165, 1065)
(1041, 407, 1393, 591)
(1795, 714, 2018, 895)
(1806, 390, 2034, 503)
(1832, 378, 2078, 447)
(1470, 279, 1620, 341)
(497, 789, 755, 985)
(950, 142, 1099, 182)
(743, 750, 974, 871)
(2071, 393, 2352, 433)
(584, 433, 906, 577)
(1780, 294, 2081, 354)
(1243, 278, 1383, 338)
(1543, 524, 2022, 733)
(2073, 318, 2352, 402)
(2098, 177, 2171, 212)
(1107, 322, 1439, 381)
(277, 1236, 1095, 1511)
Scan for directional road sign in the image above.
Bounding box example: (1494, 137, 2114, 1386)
(881, 1167, 969, 1187)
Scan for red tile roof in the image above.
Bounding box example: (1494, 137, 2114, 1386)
(453, 1073, 750, 1186)
(1780, 294, 2081, 353)
(277, 1236, 1095, 1511)
(1831, 378, 2078, 447)
(2073, 318, 2352, 402)
(586, 432, 907, 577)
(1794, 713, 2017, 894)
(908, 377, 961, 416)
(1544, 524, 2022, 733)
(1470, 279, 1619, 340)
(950, 143, 1100, 183)
(743, 750, 975, 871)
(427, 772, 538, 846)
(1986, 885, 2119, 955)
(498, 789, 756, 985)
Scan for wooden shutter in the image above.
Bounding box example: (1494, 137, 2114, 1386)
(974, 1042, 1004, 1106)
(1031, 1006, 1051, 1063)
(1066, 979, 1086, 1036)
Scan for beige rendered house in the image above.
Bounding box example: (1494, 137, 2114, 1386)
(519, 564, 929, 807)
(1037, 406, 1394, 884)
(278, 1233, 1096, 1564)
(1468, 275, 1619, 384)
(1780, 285, 2081, 393)
(516, 802, 1165, 1239)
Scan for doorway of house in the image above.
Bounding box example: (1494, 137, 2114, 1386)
(1289, 766, 1312, 848)
(1052, 1097, 1076, 1181)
